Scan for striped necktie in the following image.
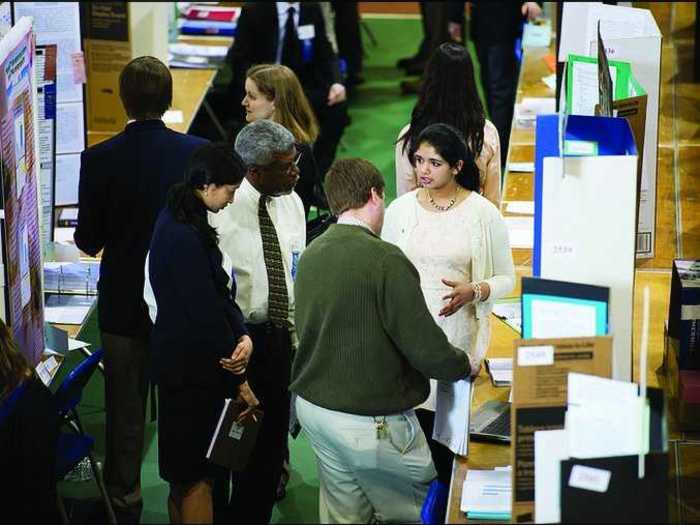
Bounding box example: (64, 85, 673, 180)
(258, 195, 289, 327)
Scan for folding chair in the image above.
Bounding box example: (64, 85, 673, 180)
(53, 348, 117, 525)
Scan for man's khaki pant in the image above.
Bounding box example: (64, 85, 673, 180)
(296, 396, 437, 524)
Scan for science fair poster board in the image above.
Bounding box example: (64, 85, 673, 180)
(0, 16, 44, 365)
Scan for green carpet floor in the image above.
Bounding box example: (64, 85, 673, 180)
(60, 16, 486, 524)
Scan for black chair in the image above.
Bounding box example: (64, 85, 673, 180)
(53, 348, 116, 525)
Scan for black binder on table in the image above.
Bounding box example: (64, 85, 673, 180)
(560, 388, 668, 524)
(206, 399, 263, 471)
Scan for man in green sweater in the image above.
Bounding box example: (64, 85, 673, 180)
(290, 158, 472, 524)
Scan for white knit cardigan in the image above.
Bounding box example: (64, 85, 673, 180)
(381, 190, 516, 364)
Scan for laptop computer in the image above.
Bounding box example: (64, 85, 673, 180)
(469, 400, 511, 443)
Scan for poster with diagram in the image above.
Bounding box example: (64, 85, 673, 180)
(0, 17, 44, 365)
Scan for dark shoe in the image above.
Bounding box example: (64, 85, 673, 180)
(396, 56, 416, 69)
(346, 74, 365, 88)
(404, 61, 427, 76)
(400, 79, 423, 95)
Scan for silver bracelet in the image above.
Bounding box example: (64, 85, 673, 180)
(471, 282, 482, 304)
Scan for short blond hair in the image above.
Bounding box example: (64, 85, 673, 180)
(246, 64, 319, 144)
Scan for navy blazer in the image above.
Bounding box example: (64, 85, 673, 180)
(74, 120, 207, 338)
(149, 206, 248, 390)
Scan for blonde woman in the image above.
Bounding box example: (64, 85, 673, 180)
(241, 64, 323, 218)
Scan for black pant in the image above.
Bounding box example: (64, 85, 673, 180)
(214, 322, 292, 524)
(331, 1, 363, 78)
(475, 41, 519, 168)
(101, 332, 150, 525)
(416, 408, 454, 486)
(308, 91, 350, 180)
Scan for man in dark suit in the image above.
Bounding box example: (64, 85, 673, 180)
(226, 1, 349, 178)
(74, 56, 207, 525)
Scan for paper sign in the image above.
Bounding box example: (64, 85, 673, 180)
(70, 52, 86, 84)
(568, 465, 611, 493)
(298, 24, 315, 40)
(518, 345, 554, 367)
(564, 140, 598, 156)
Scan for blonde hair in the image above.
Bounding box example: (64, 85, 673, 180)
(0, 319, 31, 402)
(246, 64, 319, 144)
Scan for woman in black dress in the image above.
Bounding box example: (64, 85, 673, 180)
(148, 143, 259, 523)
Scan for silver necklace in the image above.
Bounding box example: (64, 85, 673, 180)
(427, 187, 459, 211)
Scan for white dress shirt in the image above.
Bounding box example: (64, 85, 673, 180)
(276, 2, 301, 64)
(209, 177, 306, 326)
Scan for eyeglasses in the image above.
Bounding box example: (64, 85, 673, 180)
(255, 151, 302, 175)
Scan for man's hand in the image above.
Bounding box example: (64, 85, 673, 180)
(521, 2, 543, 21)
(235, 380, 260, 422)
(327, 83, 347, 106)
(220, 334, 253, 375)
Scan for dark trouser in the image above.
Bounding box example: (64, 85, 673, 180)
(101, 332, 150, 525)
(416, 408, 454, 486)
(214, 322, 292, 524)
(331, 1, 363, 77)
(308, 91, 350, 180)
(475, 41, 519, 168)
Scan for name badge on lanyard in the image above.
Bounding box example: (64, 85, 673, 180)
(298, 24, 315, 64)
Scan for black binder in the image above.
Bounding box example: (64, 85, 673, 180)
(206, 399, 263, 471)
(559, 388, 668, 523)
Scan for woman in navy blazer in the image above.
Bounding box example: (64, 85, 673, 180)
(148, 143, 258, 523)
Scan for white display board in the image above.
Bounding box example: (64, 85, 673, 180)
(559, 2, 661, 259)
(534, 115, 638, 381)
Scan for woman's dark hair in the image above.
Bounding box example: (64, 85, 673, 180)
(167, 143, 247, 246)
(119, 56, 172, 120)
(409, 123, 480, 192)
(400, 42, 485, 160)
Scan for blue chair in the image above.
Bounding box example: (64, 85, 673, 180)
(421, 479, 449, 525)
(53, 348, 117, 525)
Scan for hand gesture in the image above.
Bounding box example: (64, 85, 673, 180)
(439, 279, 475, 317)
(220, 335, 253, 375)
(521, 2, 543, 22)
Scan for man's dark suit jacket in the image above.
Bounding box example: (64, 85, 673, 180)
(74, 120, 207, 339)
(226, 2, 341, 112)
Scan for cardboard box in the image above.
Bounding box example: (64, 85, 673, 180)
(82, 2, 169, 132)
(511, 336, 613, 523)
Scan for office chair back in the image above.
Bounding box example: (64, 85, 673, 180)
(0, 381, 28, 427)
(53, 348, 104, 418)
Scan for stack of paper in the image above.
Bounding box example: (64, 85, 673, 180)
(44, 261, 100, 293)
(485, 358, 513, 387)
(492, 299, 522, 334)
(44, 294, 96, 325)
(168, 42, 228, 69)
(432, 379, 473, 456)
(461, 467, 512, 520)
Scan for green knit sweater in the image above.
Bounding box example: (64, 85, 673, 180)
(290, 224, 471, 416)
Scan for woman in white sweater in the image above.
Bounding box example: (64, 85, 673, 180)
(395, 42, 501, 207)
(382, 123, 515, 485)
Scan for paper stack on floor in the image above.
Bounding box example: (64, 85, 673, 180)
(461, 467, 512, 520)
